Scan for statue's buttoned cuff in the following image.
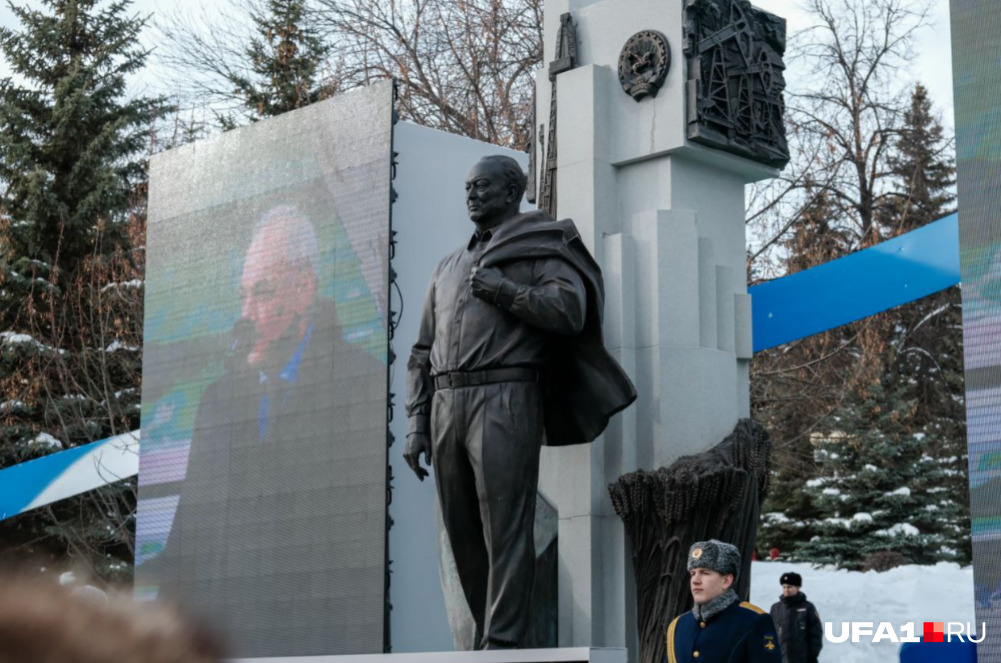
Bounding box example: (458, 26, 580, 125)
(494, 278, 519, 309)
(407, 415, 429, 437)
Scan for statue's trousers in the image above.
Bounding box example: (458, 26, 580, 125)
(431, 380, 542, 647)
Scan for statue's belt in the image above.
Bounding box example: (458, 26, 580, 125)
(433, 367, 538, 390)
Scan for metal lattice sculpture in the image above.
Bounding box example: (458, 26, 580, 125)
(683, 0, 789, 168)
(526, 98, 537, 203)
(608, 419, 772, 663)
(538, 13, 577, 218)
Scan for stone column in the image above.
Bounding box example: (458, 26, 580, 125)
(533, 0, 785, 654)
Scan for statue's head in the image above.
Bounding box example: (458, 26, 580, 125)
(465, 155, 526, 229)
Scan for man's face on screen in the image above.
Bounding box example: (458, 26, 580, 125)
(240, 224, 316, 369)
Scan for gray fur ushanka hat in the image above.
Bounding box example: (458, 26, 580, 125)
(687, 539, 741, 578)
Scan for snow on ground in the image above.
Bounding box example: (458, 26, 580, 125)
(30, 432, 63, 449)
(750, 560, 975, 662)
(104, 339, 139, 353)
(100, 279, 143, 292)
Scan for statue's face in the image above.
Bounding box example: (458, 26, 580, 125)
(465, 159, 512, 227)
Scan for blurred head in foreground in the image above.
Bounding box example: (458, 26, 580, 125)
(0, 574, 224, 663)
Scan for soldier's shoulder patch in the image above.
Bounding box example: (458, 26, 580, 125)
(763, 634, 777, 653)
(739, 601, 766, 614)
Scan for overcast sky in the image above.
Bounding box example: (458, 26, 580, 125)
(0, 0, 955, 128)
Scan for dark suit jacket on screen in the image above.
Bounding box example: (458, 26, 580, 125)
(153, 300, 386, 657)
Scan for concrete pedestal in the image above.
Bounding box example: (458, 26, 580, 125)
(533, 0, 779, 655)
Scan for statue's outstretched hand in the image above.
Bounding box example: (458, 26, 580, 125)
(404, 432, 433, 481)
(470, 266, 505, 304)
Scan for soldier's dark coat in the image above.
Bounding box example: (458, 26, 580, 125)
(667, 600, 783, 663)
(769, 592, 823, 663)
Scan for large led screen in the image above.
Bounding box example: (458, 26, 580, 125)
(135, 83, 393, 657)
(953, 1, 1001, 657)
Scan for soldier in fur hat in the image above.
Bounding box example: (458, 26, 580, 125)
(666, 540, 782, 663)
(769, 572, 823, 663)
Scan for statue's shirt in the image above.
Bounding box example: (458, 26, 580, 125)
(406, 227, 586, 436)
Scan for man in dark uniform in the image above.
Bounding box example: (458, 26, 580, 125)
(769, 573, 822, 663)
(404, 155, 635, 649)
(666, 540, 783, 663)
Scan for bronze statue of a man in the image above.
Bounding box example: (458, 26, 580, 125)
(405, 155, 635, 649)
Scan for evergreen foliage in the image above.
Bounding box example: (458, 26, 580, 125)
(876, 83, 968, 561)
(222, 0, 329, 124)
(792, 379, 966, 568)
(0, 0, 164, 271)
(0, 0, 161, 582)
(757, 83, 968, 568)
(884, 84, 956, 236)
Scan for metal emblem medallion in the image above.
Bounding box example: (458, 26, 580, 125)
(618, 30, 671, 101)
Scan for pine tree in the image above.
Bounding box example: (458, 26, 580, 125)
(224, 0, 330, 124)
(0, 0, 163, 271)
(878, 83, 968, 562)
(757, 84, 967, 566)
(758, 472, 821, 558)
(883, 84, 956, 237)
(755, 185, 859, 556)
(783, 184, 851, 274)
(0, 0, 163, 582)
(792, 378, 966, 569)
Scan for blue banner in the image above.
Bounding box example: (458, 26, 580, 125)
(0, 432, 139, 520)
(750, 214, 960, 352)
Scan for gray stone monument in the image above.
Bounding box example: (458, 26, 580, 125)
(530, 0, 785, 655)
